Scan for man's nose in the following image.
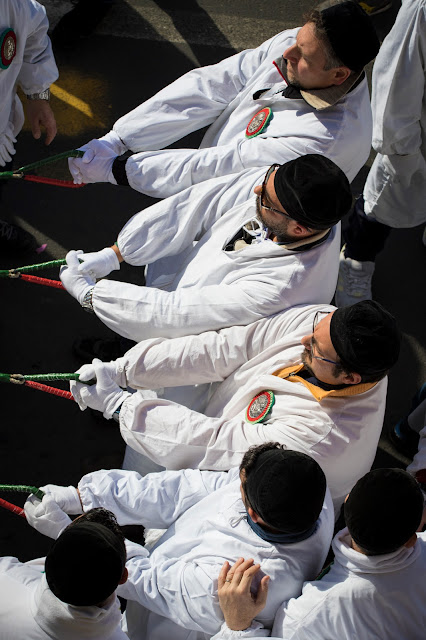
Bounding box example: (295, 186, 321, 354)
(283, 44, 298, 63)
(300, 334, 312, 348)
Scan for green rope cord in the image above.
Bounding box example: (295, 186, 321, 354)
(18, 373, 81, 382)
(0, 149, 84, 179)
(0, 258, 66, 278)
(1, 372, 93, 385)
(0, 484, 45, 500)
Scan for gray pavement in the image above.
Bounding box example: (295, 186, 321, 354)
(0, 0, 424, 561)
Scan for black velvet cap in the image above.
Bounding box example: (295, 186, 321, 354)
(45, 521, 125, 606)
(245, 449, 326, 533)
(344, 468, 424, 555)
(274, 154, 352, 230)
(330, 300, 401, 376)
(321, 1, 380, 71)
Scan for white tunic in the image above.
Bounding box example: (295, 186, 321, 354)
(113, 29, 372, 197)
(0, 0, 58, 141)
(113, 303, 388, 513)
(213, 529, 426, 640)
(92, 170, 341, 341)
(0, 557, 126, 640)
(363, 0, 426, 227)
(271, 529, 426, 640)
(78, 467, 334, 640)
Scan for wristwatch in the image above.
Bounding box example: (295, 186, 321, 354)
(26, 88, 50, 101)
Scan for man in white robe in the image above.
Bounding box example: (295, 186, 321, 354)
(60, 155, 352, 343)
(67, 2, 379, 196)
(24, 444, 334, 640)
(70, 300, 401, 515)
(0, 507, 128, 640)
(213, 468, 426, 640)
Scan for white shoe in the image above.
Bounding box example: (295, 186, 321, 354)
(335, 245, 375, 307)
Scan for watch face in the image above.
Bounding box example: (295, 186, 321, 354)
(0, 28, 17, 69)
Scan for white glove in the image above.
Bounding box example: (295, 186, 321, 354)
(39, 484, 83, 514)
(68, 130, 127, 185)
(77, 247, 120, 279)
(76, 358, 127, 388)
(60, 250, 96, 304)
(0, 130, 17, 166)
(24, 494, 72, 539)
(70, 358, 131, 418)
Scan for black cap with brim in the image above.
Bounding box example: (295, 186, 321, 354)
(330, 300, 401, 376)
(274, 154, 352, 230)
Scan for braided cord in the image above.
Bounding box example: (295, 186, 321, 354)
(0, 484, 45, 500)
(0, 258, 66, 278)
(24, 381, 74, 401)
(0, 149, 84, 180)
(19, 274, 65, 289)
(0, 498, 25, 518)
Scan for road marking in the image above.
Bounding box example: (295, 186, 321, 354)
(50, 84, 94, 119)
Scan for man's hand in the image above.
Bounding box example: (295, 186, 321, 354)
(77, 246, 121, 279)
(60, 250, 95, 304)
(75, 358, 127, 389)
(218, 558, 269, 631)
(24, 494, 72, 539)
(40, 484, 83, 514)
(70, 358, 131, 418)
(26, 100, 57, 145)
(68, 130, 127, 184)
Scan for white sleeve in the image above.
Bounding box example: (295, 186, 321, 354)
(115, 170, 260, 266)
(119, 395, 311, 471)
(119, 542, 223, 634)
(123, 135, 320, 199)
(371, 0, 426, 155)
(113, 36, 276, 152)
(114, 307, 313, 390)
(17, 2, 59, 93)
(92, 275, 289, 342)
(78, 468, 237, 528)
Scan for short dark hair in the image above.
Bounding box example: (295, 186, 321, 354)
(304, 9, 345, 71)
(45, 508, 126, 606)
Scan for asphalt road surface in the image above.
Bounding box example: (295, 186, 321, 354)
(0, 0, 424, 561)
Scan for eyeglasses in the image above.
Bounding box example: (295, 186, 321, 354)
(309, 311, 340, 366)
(260, 164, 292, 218)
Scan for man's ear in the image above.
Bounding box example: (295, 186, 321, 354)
(248, 507, 259, 523)
(331, 66, 352, 86)
(118, 567, 128, 585)
(288, 220, 313, 238)
(341, 371, 362, 385)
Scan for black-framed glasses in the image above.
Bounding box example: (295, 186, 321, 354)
(260, 164, 292, 218)
(310, 311, 339, 366)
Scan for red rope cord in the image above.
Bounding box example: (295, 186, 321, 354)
(23, 175, 85, 188)
(20, 274, 65, 289)
(24, 380, 74, 401)
(0, 497, 26, 518)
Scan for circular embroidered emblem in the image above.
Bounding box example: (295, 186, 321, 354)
(245, 107, 272, 138)
(0, 29, 16, 70)
(245, 390, 275, 424)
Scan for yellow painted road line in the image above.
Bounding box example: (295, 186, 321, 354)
(50, 84, 95, 119)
